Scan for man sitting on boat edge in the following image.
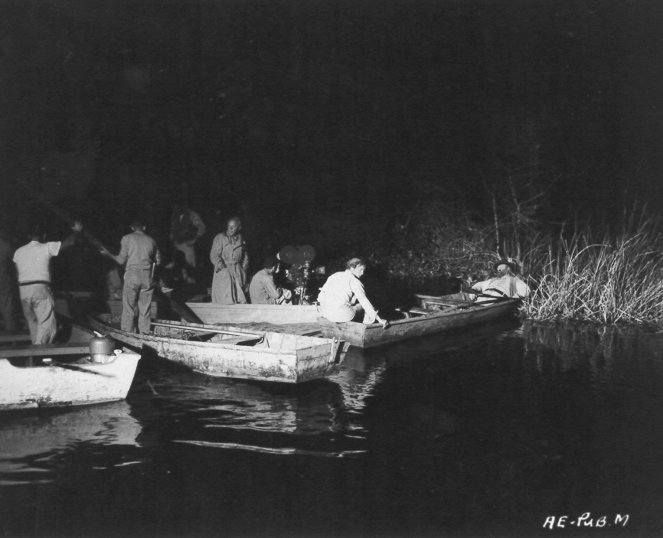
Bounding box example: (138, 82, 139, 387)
(318, 257, 389, 328)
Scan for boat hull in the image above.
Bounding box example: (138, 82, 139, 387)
(88, 316, 345, 384)
(0, 352, 140, 410)
(318, 293, 519, 348)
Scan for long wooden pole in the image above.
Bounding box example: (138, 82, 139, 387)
(15, 181, 203, 323)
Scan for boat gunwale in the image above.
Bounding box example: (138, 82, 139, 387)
(88, 316, 338, 356)
(320, 297, 519, 332)
(317, 294, 520, 348)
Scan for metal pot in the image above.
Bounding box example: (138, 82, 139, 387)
(89, 335, 115, 363)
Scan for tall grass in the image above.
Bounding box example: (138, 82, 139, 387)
(523, 216, 663, 326)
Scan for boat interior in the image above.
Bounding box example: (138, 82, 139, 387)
(150, 320, 324, 350)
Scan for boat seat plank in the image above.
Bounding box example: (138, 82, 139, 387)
(422, 301, 461, 307)
(0, 334, 32, 344)
(2, 343, 92, 358)
(408, 307, 434, 316)
(151, 320, 263, 339)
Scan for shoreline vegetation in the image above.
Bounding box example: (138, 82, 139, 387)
(521, 216, 663, 327)
(330, 202, 663, 329)
(11, 187, 663, 329)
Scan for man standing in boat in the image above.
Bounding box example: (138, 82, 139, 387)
(169, 203, 206, 269)
(468, 258, 529, 303)
(100, 220, 161, 334)
(318, 257, 389, 328)
(249, 255, 293, 305)
(13, 221, 83, 344)
(210, 216, 249, 304)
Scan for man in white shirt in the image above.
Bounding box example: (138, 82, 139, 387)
(13, 221, 83, 344)
(318, 257, 389, 327)
(470, 258, 529, 303)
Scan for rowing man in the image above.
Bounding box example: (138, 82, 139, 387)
(469, 258, 529, 303)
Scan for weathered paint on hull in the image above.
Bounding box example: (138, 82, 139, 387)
(0, 353, 140, 410)
(318, 297, 519, 348)
(89, 317, 345, 384)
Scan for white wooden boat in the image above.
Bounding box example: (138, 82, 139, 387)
(0, 325, 140, 411)
(318, 292, 520, 348)
(88, 315, 347, 384)
(185, 301, 322, 325)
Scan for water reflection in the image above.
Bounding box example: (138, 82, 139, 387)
(0, 401, 142, 486)
(2, 321, 663, 537)
(130, 351, 388, 458)
(524, 320, 663, 389)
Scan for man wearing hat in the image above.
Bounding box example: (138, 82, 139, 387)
(248, 255, 292, 305)
(101, 220, 161, 333)
(468, 258, 529, 303)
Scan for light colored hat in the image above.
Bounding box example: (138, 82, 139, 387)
(494, 258, 520, 273)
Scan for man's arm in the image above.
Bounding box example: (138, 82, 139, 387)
(349, 278, 388, 326)
(100, 236, 128, 266)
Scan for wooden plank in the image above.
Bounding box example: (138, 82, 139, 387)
(186, 302, 321, 325)
(2, 343, 91, 358)
(408, 307, 433, 316)
(0, 334, 32, 344)
(150, 320, 263, 339)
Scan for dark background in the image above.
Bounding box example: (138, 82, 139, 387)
(1, 0, 662, 251)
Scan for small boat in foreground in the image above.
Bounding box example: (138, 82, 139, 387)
(318, 292, 520, 348)
(88, 315, 347, 384)
(0, 325, 140, 411)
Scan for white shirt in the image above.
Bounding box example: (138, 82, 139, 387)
(318, 270, 378, 320)
(472, 274, 529, 302)
(13, 240, 61, 283)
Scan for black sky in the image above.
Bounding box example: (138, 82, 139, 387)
(1, 0, 662, 237)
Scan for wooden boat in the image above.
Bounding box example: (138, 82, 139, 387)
(87, 314, 348, 384)
(0, 325, 141, 411)
(318, 292, 520, 348)
(185, 301, 322, 326)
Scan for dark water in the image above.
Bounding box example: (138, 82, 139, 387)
(2, 320, 663, 538)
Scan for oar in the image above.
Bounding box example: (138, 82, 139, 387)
(96, 249, 203, 324)
(46, 360, 114, 376)
(12, 181, 108, 252)
(459, 286, 514, 303)
(19, 186, 204, 324)
(150, 320, 264, 339)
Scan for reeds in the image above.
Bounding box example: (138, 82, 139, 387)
(523, 216, 663, 326)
